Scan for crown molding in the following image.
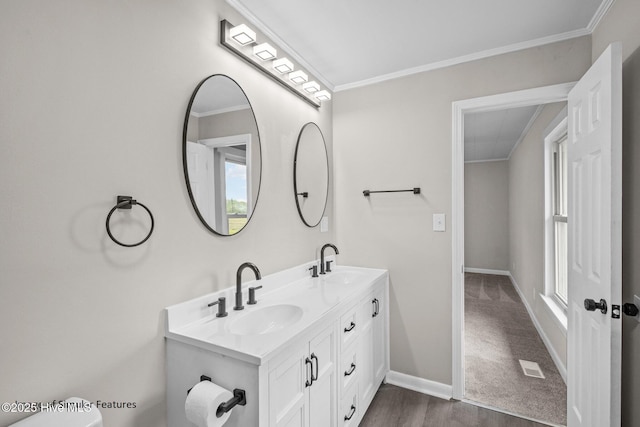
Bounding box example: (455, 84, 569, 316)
(587, 0, 616, 33)
(191, 104, 250, 118)
(226, 0, 614, 93)
(334, 28, 590, 92)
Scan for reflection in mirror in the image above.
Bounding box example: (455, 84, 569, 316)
(294, 123, 329, 227)
(183, 75, 261, 235)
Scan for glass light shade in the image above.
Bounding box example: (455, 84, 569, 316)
(314, 90, 331, 101)
(289, 70, 308, 84)
(302, 81, 320, 93)
(253, 43, 276, 60)
(230, 24, 256, 45)
(273, 58, 294, 74)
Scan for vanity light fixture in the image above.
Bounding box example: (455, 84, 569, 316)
(289, 70, 308, 84)
(253, 43, 276, 60)
(220, 19, 331, 108)
(302, 81, 320, 93)
(229, 24, 256, 46)
(273, 58, 294, 74)
(314, 90, 332, 101)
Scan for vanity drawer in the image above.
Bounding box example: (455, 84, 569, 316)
(339, 304, 359, 351)
(340, 382, 359, 427)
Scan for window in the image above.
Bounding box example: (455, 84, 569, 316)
(225, 159, 248, 234)
(552, 135, 568, 306)
(543, 110, 568, 331)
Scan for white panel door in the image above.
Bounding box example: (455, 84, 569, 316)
(567, 42, 622, 427)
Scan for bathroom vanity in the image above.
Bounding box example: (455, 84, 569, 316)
(165, 261, 389, 426)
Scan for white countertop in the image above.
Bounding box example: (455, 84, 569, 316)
(165, 262, 387, 365)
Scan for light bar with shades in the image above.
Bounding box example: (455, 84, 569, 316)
(219, 19, 331, 108)
(289, 70, 308, 84)
(253, 43, 276, 60)
(229, 23, 256, 45)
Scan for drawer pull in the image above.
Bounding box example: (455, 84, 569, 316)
(344, 363, 356, 376)
(311, 353, 319, 382)
(305, 357, 313, 387)
(372, 298, 380, 317)
(344, 322, 356, 332)
(344, 404, 356, 421)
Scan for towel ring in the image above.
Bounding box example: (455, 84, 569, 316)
(106, 195, 154, 247)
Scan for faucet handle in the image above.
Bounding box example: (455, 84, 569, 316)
(208, 297, 228, 318)
(309, 265, 318, 278)
(248, 285, 263, 305)
(325, 260, 334, 273)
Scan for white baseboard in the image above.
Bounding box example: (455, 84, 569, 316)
(507, 273, 568, 383)
(385, 370, 453, 401)
(464, 267, 510, 276)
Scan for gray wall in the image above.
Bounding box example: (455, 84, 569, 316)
(334, 36, 592, 384)
(464, 160, 509, 271)
(592, 0, 640, 424)
(0, 0, 333, 425)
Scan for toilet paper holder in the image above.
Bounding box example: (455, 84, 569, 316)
(187, 375, 247, 418)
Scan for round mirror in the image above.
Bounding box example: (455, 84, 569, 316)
(293, 122, 329, 227)
(183, 75, 261, 236)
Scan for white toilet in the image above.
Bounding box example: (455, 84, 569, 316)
(9, 397, 102, 427)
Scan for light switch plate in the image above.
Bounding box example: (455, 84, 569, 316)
(320, 216, 329, 233)
(634, 295, 640, 323)
(433, 213, 446, 232)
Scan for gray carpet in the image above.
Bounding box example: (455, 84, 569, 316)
(464, 273, 567, 426)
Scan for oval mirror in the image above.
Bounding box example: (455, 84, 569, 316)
(183, 75, 261, 236)
(293, 122, 329, 227)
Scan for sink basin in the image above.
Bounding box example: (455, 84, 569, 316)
(229, 304, 304, 335)
(322, 271, 365, 285)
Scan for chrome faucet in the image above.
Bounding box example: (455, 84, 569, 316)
(235, 262, 261, 310)
(319, 243, 339, 275)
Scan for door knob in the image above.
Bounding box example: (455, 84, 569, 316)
(584, 298, 608, 314)
(623, 303, 639, 317)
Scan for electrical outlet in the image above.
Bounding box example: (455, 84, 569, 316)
(634, 295, 640, 323)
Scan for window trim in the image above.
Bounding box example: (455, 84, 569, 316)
(543, 108, 568, 333)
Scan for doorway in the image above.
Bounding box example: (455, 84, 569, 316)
(451, 83, 575, 424)
(462, 100, 569, 425)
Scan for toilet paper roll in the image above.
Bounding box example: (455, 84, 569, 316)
(185, 380, 234, 427)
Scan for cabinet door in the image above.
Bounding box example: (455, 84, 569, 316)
(371, 286, 387, 383)
(359, 293, 376, 407)
(308, 325, 336, 427)
(269, 345, 309, 427)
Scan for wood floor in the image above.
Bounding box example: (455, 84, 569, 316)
(360, 384, 549, 427)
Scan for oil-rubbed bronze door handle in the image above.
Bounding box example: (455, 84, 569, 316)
(584, 298, 608, 314)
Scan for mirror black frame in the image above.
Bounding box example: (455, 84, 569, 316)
(182, 74, 262, 236)
(293, 122, 329, 227)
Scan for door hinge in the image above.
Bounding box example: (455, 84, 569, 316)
(612, 304, 621, 319)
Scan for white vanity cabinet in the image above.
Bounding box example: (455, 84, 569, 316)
(165, 264, 388, 427)
(268, 323, 336, 427)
